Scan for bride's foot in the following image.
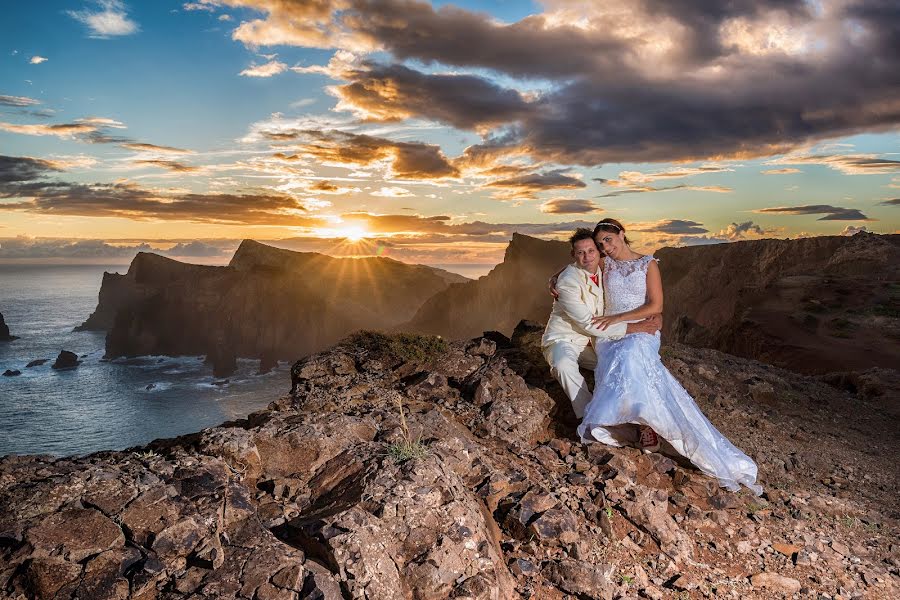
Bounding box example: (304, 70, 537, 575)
(639, 426, 660, 453)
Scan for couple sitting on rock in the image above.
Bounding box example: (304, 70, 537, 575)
(542, 219, 762, 495)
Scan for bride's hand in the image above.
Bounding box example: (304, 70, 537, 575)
(548, 275, 560, 299)
(591, 315, 621, 331)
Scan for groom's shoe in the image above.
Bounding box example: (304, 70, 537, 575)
(639, 426, 661, 453)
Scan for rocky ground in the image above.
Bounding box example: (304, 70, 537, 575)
(1, 324, 897, 599)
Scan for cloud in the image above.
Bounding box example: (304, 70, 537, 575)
(767, 154, 900, 175)
(761, 168, 801, 175)
(879, 198, 900, 206)
(486, 170, 585, 199)
(716, 221, 769, 240)
(371, 186, 414, 197)
(0, 117, 127, 142)
(240, 60, 288, 77)
(29, 56, 48, 64)
(121, 142, 194, 155)
(267, 129, 459, 180)
(840, 225, 868, 236)
(0, 237, 235, 261)
(539, 198, 602, 214)
(68, 0, 139, 37)
(755, 204, 872, 221)
(0, 95, 41, 107)
(0, 154, 323, 226)
(330, 62, 534, 130)
(634, 219, 710, 235)
(183, 2, 216, 11)
(134, 159, 201, 173)
(598, 184, 732, 197)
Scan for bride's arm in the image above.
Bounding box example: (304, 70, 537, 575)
(592, 260, 663, 330)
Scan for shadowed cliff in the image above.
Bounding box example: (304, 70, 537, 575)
(81, 240, 467, 374)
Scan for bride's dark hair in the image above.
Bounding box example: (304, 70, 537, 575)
(593, 218, 631, 245)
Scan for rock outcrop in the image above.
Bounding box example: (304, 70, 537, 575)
(0, 312, 17, 342)
(403, 232, 900, 375)
(2, 327, 897, 599)
(50, 350, 79, 370)
(82, 240, 468, 375)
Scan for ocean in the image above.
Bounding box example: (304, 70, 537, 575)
(0, 264, 290, 457)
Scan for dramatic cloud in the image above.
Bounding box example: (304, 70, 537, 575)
(240, 60, 288, 77)
(371, 186, 413, 197)
(0, 155, 63, 183)
(0, 95, 41, 107)
(879, 198, 900, 206)
(0, 154, 320, 226)
(598, 184, 732, 197)
(634, 220, 710, 235)
(755, 205, 872, 221)
(267, 129, 459, 179)
(331, 62, 534, 130)
(29, 56, 48, 64)
(68, 0, 139, 37)
(538, 198, 602, 214)
(486, 170, 585, 199)
(0, 237, 235, 261)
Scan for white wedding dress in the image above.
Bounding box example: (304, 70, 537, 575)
(578, 255, 762, 495)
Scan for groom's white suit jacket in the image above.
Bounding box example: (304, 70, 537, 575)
(541, 263, 627, 348)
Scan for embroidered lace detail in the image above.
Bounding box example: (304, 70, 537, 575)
(603, 255, 656, 315)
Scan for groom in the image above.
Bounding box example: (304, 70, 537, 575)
(542, 228, 660, 418)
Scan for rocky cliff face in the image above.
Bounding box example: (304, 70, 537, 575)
(85, 240, 467, 374)
(657, 232, 900, 374)
(1, 327, 897, 599)
(401, 233, 572, 339)
(404, 232, 900, 375)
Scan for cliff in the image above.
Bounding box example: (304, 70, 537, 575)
(657, 232, 900, 374)
(403, 232, 900, 375)
(87, 240, 468, 373)
(1, 327, 896, 599)
(400, 233, 572, 339)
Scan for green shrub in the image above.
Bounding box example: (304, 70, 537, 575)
(350, 330, 449, 363)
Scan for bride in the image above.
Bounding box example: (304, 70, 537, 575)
(581, 218, 762, 495)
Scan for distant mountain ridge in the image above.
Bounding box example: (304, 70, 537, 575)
(79, 240, 468, 374)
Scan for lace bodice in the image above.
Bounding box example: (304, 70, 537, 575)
(603, 255, 655, 315)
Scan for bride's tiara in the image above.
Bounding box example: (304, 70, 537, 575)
(596, 222, 621, 232)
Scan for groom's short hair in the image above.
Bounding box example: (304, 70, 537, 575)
(569, 228, 598, 249)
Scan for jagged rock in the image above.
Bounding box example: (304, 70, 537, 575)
(0, 329, 898, 600)
(0, 312, 17, 342)
(25, 358, 48, 368)
(50, 350, 79, 370)
(2, 369, 20, 377)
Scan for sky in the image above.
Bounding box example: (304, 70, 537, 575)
(0, 0, 898, 272)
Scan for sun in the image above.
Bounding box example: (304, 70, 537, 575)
(335, 226, 367, 242)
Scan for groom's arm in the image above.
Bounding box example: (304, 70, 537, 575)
(555, 274, 627, 340)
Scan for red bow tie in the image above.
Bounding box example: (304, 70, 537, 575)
(590, 273, 599, 286)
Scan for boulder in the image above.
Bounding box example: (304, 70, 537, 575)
(51, 350, 80, 370)
(2, 369, 21, 377)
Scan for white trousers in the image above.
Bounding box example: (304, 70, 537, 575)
(543, 339, 597, 418)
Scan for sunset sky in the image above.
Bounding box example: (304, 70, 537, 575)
(1, 0, 897, 273)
